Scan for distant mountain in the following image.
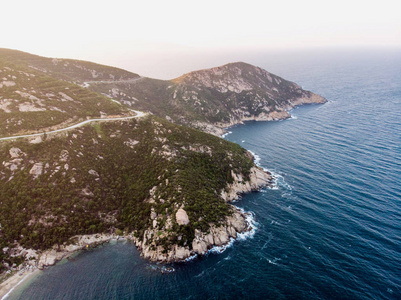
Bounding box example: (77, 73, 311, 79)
(87, 62, 327, 135)
(0, 48, 139, 83)
(1, 49, 326, 136)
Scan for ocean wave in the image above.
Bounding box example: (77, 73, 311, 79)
(248, 150, 291, 191)
(269, 171, 292, 191)
(183, 253, 198, 262)
(221, 131, 232, 139)
(236, 207, 258, 241)
(206, 207, 258, 256)
(247, 150, 261, 165)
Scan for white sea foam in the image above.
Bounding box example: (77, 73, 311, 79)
(208, 238, 236, 254)
(267, 257, 281, 265)
(266, 170, 292, 191)
(247, 150, 261, 165)
(221, 131, 232, 139)
(236, 207, 258, 241)
(183, 253, 198, 262)
(247, 150, 291, 190)
(206, 207, 258, 256)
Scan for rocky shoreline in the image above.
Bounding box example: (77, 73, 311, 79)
(0, 160, 272, 298)
(132, 165, 273, 263)
(0, 233, 129, 299)
(197, 94, 327, 136)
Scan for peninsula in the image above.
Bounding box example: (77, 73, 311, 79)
(0, 48, 326, 297)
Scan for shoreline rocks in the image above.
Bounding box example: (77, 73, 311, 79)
(133, 161, 273, 263)
(1, 155, 273, 278)
(198, 94, 327, 136)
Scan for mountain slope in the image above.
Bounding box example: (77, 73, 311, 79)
(0, 116, 269, 271)
(88, 62, 327, 135)
(0, 48, 139, 83)
(0, 50, 133, 138)
(1, 49, 326, 136)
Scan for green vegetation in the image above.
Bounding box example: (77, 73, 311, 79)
(0, 48, 140, 83)
(0, 116, 254, 273)
(86, 62, 321, 131)
(0, 56, 128, 137)
(1, 49, 325, 136)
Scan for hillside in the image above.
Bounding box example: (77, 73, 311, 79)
(0, 48, 139, 83)
(0, 49, 326, 136)
(87, 62, 327, 135)
(0, 115, 271, 274)
(0, 51, 133, 138)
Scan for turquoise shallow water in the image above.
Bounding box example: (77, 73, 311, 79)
(8, 49, 401, 299)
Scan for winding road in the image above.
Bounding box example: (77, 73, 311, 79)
(0, 110, 147, 142)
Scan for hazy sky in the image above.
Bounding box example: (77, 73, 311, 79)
(2, 0, 400, 78)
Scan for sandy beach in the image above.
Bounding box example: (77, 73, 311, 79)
(0, 268, 40, 299)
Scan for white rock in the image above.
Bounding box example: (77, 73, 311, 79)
(88, 169, 99, 177)
(29, 163, 43, 179)
(9, 147, 25, 158)
(176, 208, 189, 225)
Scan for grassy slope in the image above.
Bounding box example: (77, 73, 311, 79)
(0, 116, 253, 272)
(0, 48, 139, 83)
(86, 62, 325, 129)
(0, 52, 129, 137)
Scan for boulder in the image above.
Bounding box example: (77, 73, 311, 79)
(175, 208, 189, 225)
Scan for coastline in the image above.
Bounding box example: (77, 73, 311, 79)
(0, 234, 129, 299)
(0, 268, 40, 300)
(0, 102, 296, 297)
(203, 94, 328, 136)
(0, 165, 271, 298)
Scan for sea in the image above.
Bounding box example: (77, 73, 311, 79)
(6, 48, 401, 299)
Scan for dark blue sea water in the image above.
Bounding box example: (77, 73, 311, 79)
(8, 49, 401, 299)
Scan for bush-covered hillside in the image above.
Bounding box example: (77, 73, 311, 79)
(0, 48, 139, 83)
(87, 62, 327, 134)
(0, 57, 129, 137)
(0, 116, 254, 272)
(1, 49, 326, 136)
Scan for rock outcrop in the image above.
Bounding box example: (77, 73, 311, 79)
(176, 208, 190, 225)
(133, 207, 249, 262)
(133, 162, 272, 263)
(221, 166, 272, 202)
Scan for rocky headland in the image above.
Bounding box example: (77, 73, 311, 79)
(0, 49, 327, 297)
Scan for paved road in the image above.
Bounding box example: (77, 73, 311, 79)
(0, 110, 147, 142)
(82, 77, 144, 87)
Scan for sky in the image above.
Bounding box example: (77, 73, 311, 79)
(2, 0, 400, 78)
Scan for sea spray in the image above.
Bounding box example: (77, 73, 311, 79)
(221, 131, 232, 139)
(206, 207, 258, 256)
(247, 150, 290, 191)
